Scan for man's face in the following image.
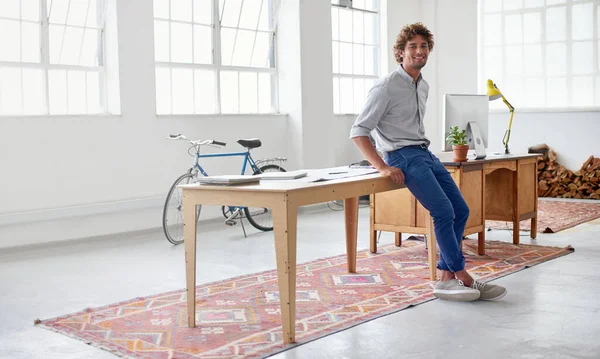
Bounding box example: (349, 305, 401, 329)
(400, 34, 430, 70)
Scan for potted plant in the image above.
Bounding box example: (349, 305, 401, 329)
(445, 126, 469, 162)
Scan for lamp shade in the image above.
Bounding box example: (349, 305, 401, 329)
(486, 79, 502, 101)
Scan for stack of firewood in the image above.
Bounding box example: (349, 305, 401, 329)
(530, 144, 600, 199)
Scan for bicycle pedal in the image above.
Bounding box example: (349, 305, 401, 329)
(225, 220, 237, 226)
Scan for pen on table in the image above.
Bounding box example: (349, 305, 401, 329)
(329, 171, 348, 174)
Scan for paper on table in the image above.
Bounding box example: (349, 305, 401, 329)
(196, 175, 260, 185)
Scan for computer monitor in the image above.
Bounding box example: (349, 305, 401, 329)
(442, 94, 489, 159)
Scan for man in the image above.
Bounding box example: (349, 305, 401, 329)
(349, 23, 506, 302)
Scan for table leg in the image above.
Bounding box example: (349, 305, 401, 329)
(426, 215, 437, 281)
(478, 231, 485, 255)
(394, 232, 402, 247)
(184, 194, 198, 327)
(344, 197, 359, 273)
(531, 216, 537, 239)
(272, 203, 297, 344)
(513, 168, 520, 244)
(369, 196, 377, 254)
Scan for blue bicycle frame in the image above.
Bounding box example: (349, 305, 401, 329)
(193, 150, 261, 177)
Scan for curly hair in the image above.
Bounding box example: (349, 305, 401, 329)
(393, 22, 434, 64)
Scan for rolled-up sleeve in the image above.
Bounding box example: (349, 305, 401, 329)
(349, 82, 390, 139)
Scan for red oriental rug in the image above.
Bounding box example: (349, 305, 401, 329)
(487, 199, 600, 233)
(36, 240, 573, 359)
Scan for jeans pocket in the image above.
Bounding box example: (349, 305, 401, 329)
(386, 151, 407, 171)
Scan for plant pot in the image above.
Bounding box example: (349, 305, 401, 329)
(452, 144, 469, 162)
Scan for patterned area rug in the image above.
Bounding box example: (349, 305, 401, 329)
(36, 240, 573, 359)
(487, 199, 600, 233)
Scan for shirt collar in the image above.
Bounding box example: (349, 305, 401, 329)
(397, 64, 423, 85)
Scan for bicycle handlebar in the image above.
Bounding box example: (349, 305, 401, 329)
(167, 134, 226, 148)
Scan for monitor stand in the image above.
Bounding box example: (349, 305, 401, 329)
(467, 121, 486, 159)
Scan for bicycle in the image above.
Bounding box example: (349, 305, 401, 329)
(162, 134, 287, 245)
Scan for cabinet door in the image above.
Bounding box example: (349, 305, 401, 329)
(374, 188, 414, 227)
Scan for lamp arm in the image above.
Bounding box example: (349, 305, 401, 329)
(501, 95, 515, 154)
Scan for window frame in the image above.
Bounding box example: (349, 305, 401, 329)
(0, 0, 108, 116)
(153, 0, 279, 116)
(478, 0, 600, 112)
(331, 0, 381, 115)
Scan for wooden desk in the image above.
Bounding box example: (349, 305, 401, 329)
(180, 173, 402, 344)
(370, 153, 539, 275)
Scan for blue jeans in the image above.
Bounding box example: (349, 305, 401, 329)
(385, 145, 469, 272)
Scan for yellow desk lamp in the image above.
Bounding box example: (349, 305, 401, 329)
(487, 79, 514, 154)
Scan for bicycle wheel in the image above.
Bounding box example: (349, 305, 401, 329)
(163, 173, 200, 245)
(244, 164, 286, 231)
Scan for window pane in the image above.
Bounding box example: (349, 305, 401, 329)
(332, 41, 339, 73)
(251, 31, 270, 67)
(503, 0, 522, 11)
(21, 22, 41, 63)
(67, 70, 86, 114)
(48, 69, 68, 114)
(333, 77, 339, 113)
(0, 0, 20, 19)
(523, 44, 542, 76)
(483, 14, 501, 46)
(80, 28, 99, 66)
(353, 0, 365, 10)
(194, 25, 212, 64)
(239, 72, 258, 113)
(503, 77, 524, 108)
(61, 26, 85, 65)
(524, 0, 543, 8)
(154, 20, 170, 62)
(194, 69, 215, 114)
(571, 76, 593, 107)
(258, 72, 273, 113)
(0, 20, 21, 62)
(49, 24, 65, 63)
(21, 0, 40, 22)
(238, 0, 261, 30)
(364, 45, 378, 76)
(171, 22, 193, 63)
(231, 29, 255, 66)
(86, 71, 100, 113)
(339, 42, 352, 74)
(546, 77, 568, 107)
(153, 0, 169, 19)
(221, 0, 242, 27)
(546, 43, 567, 76)
(524, 77, 545, 108)
(484, 46, 503, 81)
(546, 6, 566, 42)
(22, 68, 45, 115)
(546, 0, 565, 5)
(339, 77, 353, 114)
(572, 41, 593, 75)
(0, 67, 23, 115)
(86, 0, 100, 27)
(504, 14, 522, 45)
(483, 0, 502, 12)
(220, 71, 239, 113)
(66, 0, 89, 27)
(353, 44, 364, 75)
(572, 3, 593, 40)
(194, 0, 212, 24)
(49, 0, 69, 24)
(339, 8, 352, 42)
(353, 11, 363, 43)
(364, 0, 378, 12)
(364, 13, 377, 45)
(257, 0, 270, 31)
(523, 13, 540, 44)
(171, 0, 192, 22)
(353, 78, 364, 113)
(505, 46, 523, 76)
(171, 68, 194, 114)
(220, 28, 236, 66)
(331, 8, 339, 41)
(155, 67, 171, 114)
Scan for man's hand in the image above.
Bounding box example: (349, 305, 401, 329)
(378, 165, 405, 185)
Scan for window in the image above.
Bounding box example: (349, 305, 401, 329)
(0, 0, 108, 116)
(479, 0, 600, 110)
(331, 0, 380, 114)
(153, 0, 278, 115)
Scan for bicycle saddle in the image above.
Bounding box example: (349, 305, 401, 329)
(237, 138, 262, 149)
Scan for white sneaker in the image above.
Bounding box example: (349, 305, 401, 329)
(471, 279, 507, 301)
(433, 279, 480, 302)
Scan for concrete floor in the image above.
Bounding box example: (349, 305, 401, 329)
(1, 205, 599, 359)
